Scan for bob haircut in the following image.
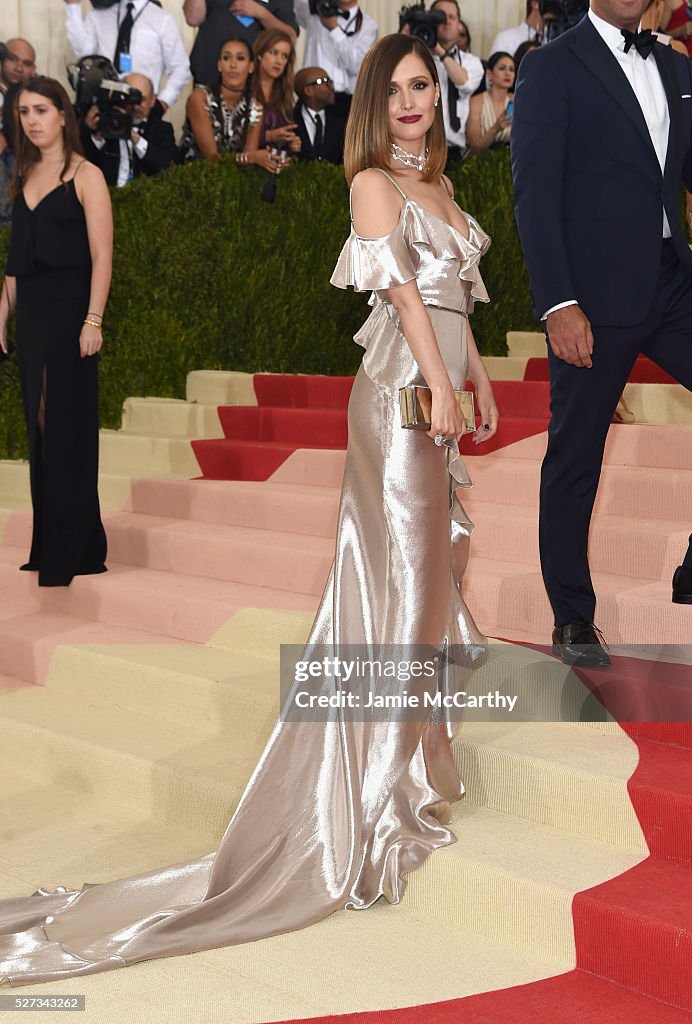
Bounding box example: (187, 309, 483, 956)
(344, 34, 446, 186)
(11, 76, 83, 199)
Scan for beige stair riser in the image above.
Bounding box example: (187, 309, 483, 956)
(121, 399, 223, 439)
(186, 370, 257, 407)
(47, 645, 280, 735)
(0, 717, 249, 841)
(406, 854, 576, 965)
(98, 432, 201, 476)
(452, 742, 646, 851)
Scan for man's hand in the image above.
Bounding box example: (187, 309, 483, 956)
(319, 13, 338, 29)
(546, 305, 594, 368)
(84, 105, 101, 136)
(63, 0, 81, 4)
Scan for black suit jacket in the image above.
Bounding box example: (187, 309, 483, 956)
(511, 16, 692, 325)
(293, 101, 345, 165)
(81, 115, 177, 187)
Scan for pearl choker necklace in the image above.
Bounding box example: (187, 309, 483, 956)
(390, 142, 428, 172)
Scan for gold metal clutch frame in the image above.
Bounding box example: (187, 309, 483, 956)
(399, 385, 475, 432)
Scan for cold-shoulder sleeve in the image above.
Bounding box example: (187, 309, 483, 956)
(330, 215, 417, 293)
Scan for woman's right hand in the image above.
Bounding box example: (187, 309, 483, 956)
(494, 113, 512, 135)
(254, 149, 282, 173)
(427, 385, 466, 443)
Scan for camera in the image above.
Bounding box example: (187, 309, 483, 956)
(68, 55, 143, 140)
(309, 0, 340, 16)
(399, 3, 446, 50)
(538, 0, 588, 42)
(90, 0, 120, 8)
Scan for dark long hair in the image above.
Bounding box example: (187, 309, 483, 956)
(345, 34, 446, 186)
(11, 77, 83, 199)
(252, 29, 296, 122)
(212, 37, 255, 143)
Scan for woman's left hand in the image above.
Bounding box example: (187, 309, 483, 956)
(288, 134, 301, 153)
(80, 323, 103, 358)
(472, 380, 499, 445)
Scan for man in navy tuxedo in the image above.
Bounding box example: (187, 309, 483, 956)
(511, 0, 692, 665)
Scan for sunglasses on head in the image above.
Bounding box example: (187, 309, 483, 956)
(306, 76, 333, 86)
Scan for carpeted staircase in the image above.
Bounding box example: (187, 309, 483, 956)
(0, 351, 690, 1023)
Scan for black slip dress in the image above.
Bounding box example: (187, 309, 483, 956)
(6, 171, 107, 587)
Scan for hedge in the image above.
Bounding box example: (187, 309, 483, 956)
(0, 149, 535, 460)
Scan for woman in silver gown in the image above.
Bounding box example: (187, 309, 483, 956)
(0, 34, 499, 987)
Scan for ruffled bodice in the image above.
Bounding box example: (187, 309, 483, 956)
(330, 196, 491, 315)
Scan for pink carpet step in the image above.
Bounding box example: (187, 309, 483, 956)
(464, 558, 688, 645)
(498, 425, 692, 470)
(100, 513, 334, 595)
(129, 477, 341, 539)
(218, 406, 348, 447)
(0, 548, 317, 644)
(468, 502, 689, 582)
(0, 610, 184, 685)
(466, 457, 692, 521)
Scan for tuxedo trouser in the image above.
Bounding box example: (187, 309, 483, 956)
(540, 238, 692, 627)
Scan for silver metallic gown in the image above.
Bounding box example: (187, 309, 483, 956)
(0, 173, 490, 987)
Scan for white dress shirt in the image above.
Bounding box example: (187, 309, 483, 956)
(65, 0, 190, 109)
(490, 21, 541, 59)
(301, 105, 326, 147)
(294, 1, 378, 96)
(90, 133, 149, 187)
(544, 9, 671, 319)
(434, 48, 484, 150)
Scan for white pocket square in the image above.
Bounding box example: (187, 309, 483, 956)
(682, 94, 692, 99)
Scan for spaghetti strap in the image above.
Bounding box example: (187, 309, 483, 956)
(348, 167, 408, 222)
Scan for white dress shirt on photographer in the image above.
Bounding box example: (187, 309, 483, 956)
(434, 46, 484, 150)
(65, 0, 190, 109)
(294, 1, 378, 96)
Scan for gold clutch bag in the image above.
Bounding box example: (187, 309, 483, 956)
(399, 385, 475, 432)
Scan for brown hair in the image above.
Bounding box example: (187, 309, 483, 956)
(252, 29, 296, 123)
(344, 34, 446, 186)
(11, 77, 83, 200)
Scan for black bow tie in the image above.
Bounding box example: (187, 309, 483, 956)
(621, 27, 657, 59)
(337, 8, 350, 18)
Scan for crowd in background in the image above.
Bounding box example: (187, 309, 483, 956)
(1, 0, 691, 219)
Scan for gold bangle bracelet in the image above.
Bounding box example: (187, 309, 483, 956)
(83, 318, 103, 329)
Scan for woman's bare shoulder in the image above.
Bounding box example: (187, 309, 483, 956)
(350, 168, 404, 237)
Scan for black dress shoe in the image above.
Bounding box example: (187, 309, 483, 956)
(672, 566, 692, 605)
(552, 621, 611, 667)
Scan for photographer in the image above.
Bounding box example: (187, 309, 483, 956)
(427, 1, 483, 160)
(81, 73, 176, 186)
(294, 0, 378, 120)
(64, 0, 190, 112)
(184, 0, 298, 87)
(490, 0, 543, 57)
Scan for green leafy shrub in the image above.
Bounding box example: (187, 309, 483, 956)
(0, 149, 534, 458)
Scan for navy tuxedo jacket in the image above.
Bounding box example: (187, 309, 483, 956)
(511, 15, 692, 326)
(293, 101, 345, 165)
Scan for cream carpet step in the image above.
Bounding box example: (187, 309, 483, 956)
(0, 460, 135, 513)
(0, 893, 562, 1024)
(98, 430, 201, 476)
(0, 550, 317, 644)
(406, 803, 645, 964)
(0, 687, 264, 841)
(0, 765, 211, 895)
(186, 370, 257, 407)
(623, 382, 692, 425)
(452, 721, 646, 851)
(130, 476, 341, 538)
(464, 558, 687, 644)
(482, 355, 529, 380)
(507, 331, 546, 357)
(121, 397, 224, 438)
(470, 503, 688, 581)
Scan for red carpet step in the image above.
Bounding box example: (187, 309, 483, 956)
(524, 355, 677, 384)
(194, 375, 552, 481)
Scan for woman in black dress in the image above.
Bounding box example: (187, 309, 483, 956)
(0, 77, 112, 587)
